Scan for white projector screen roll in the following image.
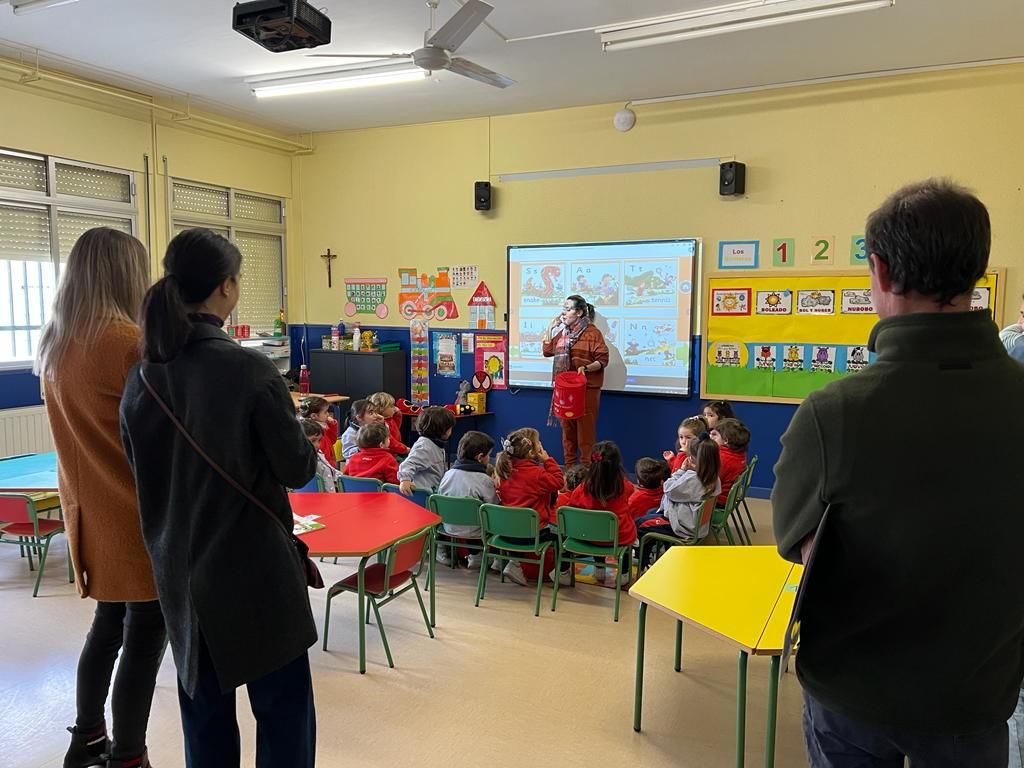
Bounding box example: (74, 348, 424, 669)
(507, 239, 698, 396)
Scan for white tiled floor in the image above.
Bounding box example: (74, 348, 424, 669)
(2, 498, 807, 768)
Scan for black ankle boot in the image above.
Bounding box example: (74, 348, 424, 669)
(105, 750, 151, 768)
(63, 725, 108, 768)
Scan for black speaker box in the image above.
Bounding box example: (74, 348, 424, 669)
(474, 181, 491, 211)
(719, 161, 746, 196)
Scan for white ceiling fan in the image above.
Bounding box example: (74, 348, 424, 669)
(307, 0, 514, 89)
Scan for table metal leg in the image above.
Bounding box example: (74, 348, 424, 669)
(633, 602, 648, 732)
(765, 655, 780, 768)
(357, 558, 367, 674)
(736, 650, 748, 768)
(429, 529, 436, 628)
(674, 620, 683, 672)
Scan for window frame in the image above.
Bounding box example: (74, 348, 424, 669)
(0, 147, 138, 371)
(169, 177, 287, 331)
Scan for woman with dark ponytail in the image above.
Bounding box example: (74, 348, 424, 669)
(120, 228, 318, 767)
(542, 294, 610, 467)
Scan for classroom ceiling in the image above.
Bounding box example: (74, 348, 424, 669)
(0, 0, 1022, 134)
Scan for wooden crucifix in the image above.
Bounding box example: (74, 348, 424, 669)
(320, 248, 337, 288)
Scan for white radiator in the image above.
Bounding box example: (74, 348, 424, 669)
(0, 406, 53, 457)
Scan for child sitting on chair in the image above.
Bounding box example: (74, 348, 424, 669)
(662, 415, 709, 473)
(300, 418, 339, 492)
(562, 440, 636, 585)
(345, 421, 400, 485)
(397, 406, 455, 496)
(368, 391, 410, 458)
(341, 399, 383, 461)
(555, 463, 588, 510)
(628, 457, 671, 519)
(636, 435, 721, 566)
(437, 430, 499, 569)
(299, 395, 339, 468)
(710, 417, 750, 505)
(493, 428, 566, 586)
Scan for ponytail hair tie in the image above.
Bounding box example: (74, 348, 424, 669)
(501, 437, 513, 452)
(590, 451, 603, 463)
(698, 431, 711, 442)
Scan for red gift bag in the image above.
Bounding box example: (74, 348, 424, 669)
(552, 371, 587, 420)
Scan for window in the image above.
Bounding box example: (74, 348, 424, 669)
(0, 149, 136, 369)
(170, 179, 286, 331)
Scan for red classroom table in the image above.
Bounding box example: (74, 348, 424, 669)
(291, 492, 440, 673)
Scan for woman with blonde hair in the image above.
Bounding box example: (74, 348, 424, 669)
(35, 227, 165, 768)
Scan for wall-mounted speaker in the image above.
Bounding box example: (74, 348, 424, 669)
(474, 181, 492, 211)
(719, 161, 746, 196)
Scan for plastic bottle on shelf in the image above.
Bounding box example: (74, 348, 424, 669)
(352, 322, 362, 352)
(299, 364, 311, 394)
(274, 307, 287, 336)
(330, 326, 340, 351)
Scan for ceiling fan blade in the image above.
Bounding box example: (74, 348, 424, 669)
(426, 0, 493, 53)
(447, 57, 515, 88)
(305, 53, 412, 59)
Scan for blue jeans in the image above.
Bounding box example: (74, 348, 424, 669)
(178, 637, 316, 768)
(803, 690, 1008, 767)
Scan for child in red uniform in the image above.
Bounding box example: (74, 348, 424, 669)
(563, 440, 636, 585)
(554, 464, 588, 510)
(300, 418, 340, 492)
(710, 417, 750, 505)
(662, 415, 709, 473)
(702, 400, 735, 430)
(368, 392, 410, 458)
(299, 395, 339, 468)
(345, 422, 400, 485)
(494, 428, 565, 586)
(629, 457, 671, 519)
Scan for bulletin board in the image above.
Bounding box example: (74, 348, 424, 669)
(702, 269, 1004, 404)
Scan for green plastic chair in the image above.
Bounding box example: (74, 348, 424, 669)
(0, 493, 73, 597)
(637, 494, 717, 575)
(322, 525, 434, 668)
(727, 466, 753, 545)
(710, 480, 746, 545)
(738, 456, 759, 533)
(476, 503, 555, 617)
(383, 483, 431, 508)
(552, 506, 631, 622)
(339, 475, 384, 493)
(427, 494, 484, 568)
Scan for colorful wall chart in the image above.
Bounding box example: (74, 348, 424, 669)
(702, 269, 1004, 403)
(410, 317, 430, 405)
(433, 331, 460, 378)
(343, 277, 389, 318)
(475, 334, 507, 390)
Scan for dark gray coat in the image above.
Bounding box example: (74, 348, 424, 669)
(120, 320, 317, 696)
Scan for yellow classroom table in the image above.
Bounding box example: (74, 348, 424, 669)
(629, 546, 802, 768)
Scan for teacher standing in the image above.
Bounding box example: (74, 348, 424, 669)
(543, 294, 609, 467)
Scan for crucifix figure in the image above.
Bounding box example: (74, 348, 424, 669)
(320, 248, 337, 288)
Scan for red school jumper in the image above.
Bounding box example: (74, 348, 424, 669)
(627, 485, 664, 519)
(496, 457, 565, 527)
(666, 452, 687, 473)
(386, 412, 410, 457)
(345, 447, 400, 485)
(565, 481, 637, 546)
(318, 419, 339, 468)
(717, 446, 748, 505)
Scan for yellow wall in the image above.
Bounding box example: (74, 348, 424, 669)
(0, 75, 296, 280)
(296, 63, 1024, 329)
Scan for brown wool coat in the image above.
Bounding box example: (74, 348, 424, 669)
(44, 321, 157, 601)
(542, 324, 610, 388)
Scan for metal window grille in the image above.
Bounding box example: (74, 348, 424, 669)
(0, 153, 47, 194)
(235, 230, 284, 329)
(57, 211, 133, 261)
(55, 162, 132, 203)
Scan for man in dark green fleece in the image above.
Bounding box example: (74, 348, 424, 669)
(773, 178, 1024, 767)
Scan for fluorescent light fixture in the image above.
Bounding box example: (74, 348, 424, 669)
(598, 0, 894, 51)
(247, 64, 426, 98)
(11, 0, 80, 15)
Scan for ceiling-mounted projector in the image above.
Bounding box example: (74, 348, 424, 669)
(233, 0, 332, 53)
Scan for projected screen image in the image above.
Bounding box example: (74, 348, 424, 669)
(507, 239, 698, 396)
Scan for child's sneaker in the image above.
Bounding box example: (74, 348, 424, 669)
(489, 557, 502, 573)
(435, 547, 452, 566)
(465, 553, 482, 570)
(548, 567, 573, 586)
(502, 561, 528, 586)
